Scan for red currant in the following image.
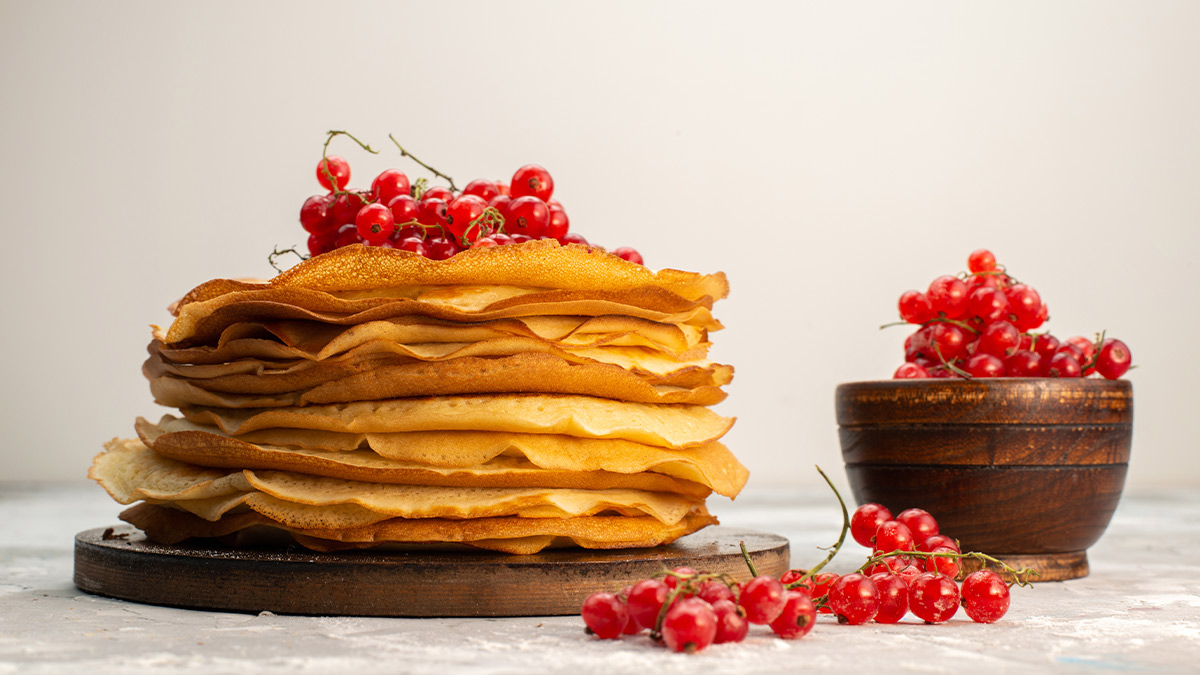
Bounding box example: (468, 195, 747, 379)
(425, 236, 459, 260)
(417, 198, 449, 231)
(510, 164, 554, 202)
(1032, 334, 1061, 361)
(462, 178, 500, 202)
(422, 186, 454, 202)
(868, 573, 909, 624)
(612, 247, 644, 265)
(965, 353, 1006, 378)
(697, 580, 735, 605)
(851, 503, 894, 548)
(1066, 336, 1097, 367)
(865, 554, 912, 576)
(738, 576, 785, 624)
(968, 287, 1010, 324)
(487, 194, 512, 217)
(300, 194, 336, 235)
(1046, 351, 1082, 378)
(909, 573, 960, 623)
(663, 567, 698, 591)
(331, 192, 367, 226)
(828, 573, 880, 625)
(626, 579, 669, 630)
(875, 520, 916, 553)
(559, 232, 589, 246)
(316, 155, 350, 192)
(710, 599, 749, 643)
(371, 169, 411, 205)
(769, 591, 816, 639)
(1096, 338, 1132, 379)
(809, 572, 839, 613)
(333, 223, 361, 248)
(894, 363, 930, 379)
(1006, 284, 1044, 331)
(978, 320, 1021, 358)
(661, 597, 717, 654)
(1005, 350, 1042, 377)
(967, 249, 997, 273)
(505, 196, 550, 238)
(446, 195, 487, 240)
(919, 534, 961, 553)
(924, 546, 961, 578)
(896, 509, 939, 542)
(387, 195, 420, 227)
(930, 323, 969, 361)
(927, 276, 969, 319)
(960, 570, 1011, 623)
(471, 237, 498, 249)
(899, 290, 936, 324)
(307, 231, 335, 257)
(396, 236, 429, 257)
(581, 592, 629, 640)
(355, 203, 396, 245)
(545, 204, 569, 239)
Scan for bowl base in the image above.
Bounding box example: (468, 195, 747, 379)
(959, 550, 1088, 582)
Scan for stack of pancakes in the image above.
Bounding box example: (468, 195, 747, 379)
(91, 241, 745, 554)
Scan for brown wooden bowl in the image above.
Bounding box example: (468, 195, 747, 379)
(836, 378, 1132, 581)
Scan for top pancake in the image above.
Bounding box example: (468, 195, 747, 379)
(163, 243, 727, 346)
(176, 241, 728, 308)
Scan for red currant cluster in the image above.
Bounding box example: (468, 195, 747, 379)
(822, 503, 1022, 625)
(580, 564, 816, 654)
(893, 249, 1132, 379)
(580, 470, 1029, 654)
(296, 134, 643, 263)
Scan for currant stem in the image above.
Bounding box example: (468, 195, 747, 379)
(924, 315, 981, 335)
(879, 320, 911, 331)
(934, 343, 972, 379)
(388, 134, 458, 192)
(460, 206, 506, 246)
(856, 549, 1040, 587)
(788, 465, 849, 587)
(268, 245, 309, 273)
(739, 541, 759, 578)
(324, 130, 380, 156)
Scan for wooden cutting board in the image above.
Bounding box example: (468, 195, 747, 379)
(74, 525, 789, 617)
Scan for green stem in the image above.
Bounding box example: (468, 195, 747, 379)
(388, 134, 457, 192)
(739, 541, 759, 578)
(789, 465, 849, 587)
(268, 245, 309, 273)
(856, 549, 1039, 587)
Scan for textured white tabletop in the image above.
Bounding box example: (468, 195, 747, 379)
(1, 484, 1198, 674)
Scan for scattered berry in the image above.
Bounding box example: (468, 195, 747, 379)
(769, 591, 817, 639)
(661, 598, 717, 654)
(581, 592, 629, 639)
(961, 570, 1011, 623)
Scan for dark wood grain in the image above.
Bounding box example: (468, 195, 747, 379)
(837, 378, 1133, 581)
(74, 526, 789, 617)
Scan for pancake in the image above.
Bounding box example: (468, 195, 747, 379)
(137, 416, 747, 497)
(179, 394, 735, 449)
(120, 502, 718, 554)
(92, 439, 703, 526)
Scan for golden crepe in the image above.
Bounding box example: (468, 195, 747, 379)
(93, 241, 742, 554)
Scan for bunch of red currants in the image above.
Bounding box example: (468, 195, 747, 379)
(893, 249, 1132, 379)
(298, 145, 642, 264)
(834, 503, 1017, 625)
(580, 565, 817, 654)
(580, 502, 1028, 654)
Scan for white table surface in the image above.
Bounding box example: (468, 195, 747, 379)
(2, 483, 1198, 674)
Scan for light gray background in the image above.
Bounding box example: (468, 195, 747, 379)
(2, 1, 1197, 492)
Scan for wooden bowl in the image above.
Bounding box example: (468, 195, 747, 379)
(836, 378, 1132, 581)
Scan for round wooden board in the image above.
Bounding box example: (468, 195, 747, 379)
(74, 525, 789, 617)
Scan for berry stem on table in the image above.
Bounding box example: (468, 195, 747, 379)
(788, 465, 850, 587)
(856, 549, 1039, 587)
